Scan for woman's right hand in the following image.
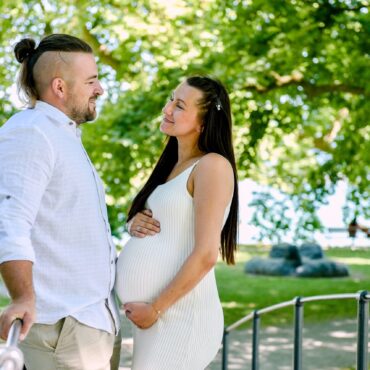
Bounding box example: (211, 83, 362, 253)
(128, 209, 161, 238)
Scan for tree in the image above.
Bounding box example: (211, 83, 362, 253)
(0, 0, 369, 241)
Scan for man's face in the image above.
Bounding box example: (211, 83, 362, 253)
(64, 53, 104, 124)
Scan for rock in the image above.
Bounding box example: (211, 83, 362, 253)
(269, 243, 300, 262)
(299, 243, 324, 259)
(244, 242, 350, 278)
(245, 257, 297, 276)
(296, 258, 349, 277)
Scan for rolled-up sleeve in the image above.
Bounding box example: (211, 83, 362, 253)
(0, 125, 54, 263)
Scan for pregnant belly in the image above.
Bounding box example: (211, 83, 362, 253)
(115, 235, 187, 304)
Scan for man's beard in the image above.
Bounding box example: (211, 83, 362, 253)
(71, 106, 96, 124)
(67, 95, 97, 124)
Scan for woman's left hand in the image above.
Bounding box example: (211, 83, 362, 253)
(124, 302, 160, 329)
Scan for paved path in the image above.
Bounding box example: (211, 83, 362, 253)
(119, 315, 368, 370)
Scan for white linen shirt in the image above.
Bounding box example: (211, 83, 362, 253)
(0, 101, 120, 334)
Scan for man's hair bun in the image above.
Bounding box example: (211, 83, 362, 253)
(14, 38, 36, 63)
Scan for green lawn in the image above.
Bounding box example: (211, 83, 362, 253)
(0, 296, 8, 308)
(216, 245, 370, 328)
(1, 245, 368, 331)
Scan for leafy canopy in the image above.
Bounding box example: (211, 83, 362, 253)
(0, 0, 369, 241)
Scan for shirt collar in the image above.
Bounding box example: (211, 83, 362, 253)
(34, 100, 82, 137)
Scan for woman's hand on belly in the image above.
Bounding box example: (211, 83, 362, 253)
(124, 302, 160, 329)
(128, 209, 161, 238)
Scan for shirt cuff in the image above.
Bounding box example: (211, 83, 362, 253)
(0, 236, 36, 264)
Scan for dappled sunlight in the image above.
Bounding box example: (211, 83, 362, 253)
(260, 342, 293, 352)
(330, 330, 356, 339)
(334, 257, 370, 265)
(267, 289, 281, 297)
(265, 326, 282, 334)
(210, 320, 361, 369)
(235, 251, 255, 262)
(221, 301, 246, 309)
(265, 337, 290, 344)
(303, 338, 356, 352)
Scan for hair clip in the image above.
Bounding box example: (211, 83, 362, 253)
(216, 98, 222, 111)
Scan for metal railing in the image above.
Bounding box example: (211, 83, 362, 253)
(222, 290, 369, 370)
(0, 319, 24, 370)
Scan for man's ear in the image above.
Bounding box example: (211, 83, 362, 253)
(51, 77, 66, 99)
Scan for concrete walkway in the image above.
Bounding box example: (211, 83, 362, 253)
(119, 316, 368, 370)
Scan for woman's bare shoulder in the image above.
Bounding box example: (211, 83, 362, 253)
(192, 153, 234, 186)
(197, 152, 233, 172)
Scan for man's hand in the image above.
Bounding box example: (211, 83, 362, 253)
(128, 209, 160, 238)
(0, 299, 35, 341)
(0, 260, 35, 340)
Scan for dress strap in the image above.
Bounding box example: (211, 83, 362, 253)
(191, 159, 200, 168)
(187, 159, 200, 181)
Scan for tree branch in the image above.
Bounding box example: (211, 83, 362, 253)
(245, 71, 367, 97)
(298, 107, 350, 153)
(301, 82, 366, 97)
(39, 1, 53, 35)
(81, 25, 120, 71)
(325, 107, 349, 143)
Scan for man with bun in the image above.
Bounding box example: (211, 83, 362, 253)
(0, 34, 121, 370)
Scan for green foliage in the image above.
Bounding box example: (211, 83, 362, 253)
(0, 0, 369, 238)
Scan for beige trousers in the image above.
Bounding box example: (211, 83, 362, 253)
(19, 316, 121, 370)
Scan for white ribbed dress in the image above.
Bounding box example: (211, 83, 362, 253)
(115, 162, 229, 370)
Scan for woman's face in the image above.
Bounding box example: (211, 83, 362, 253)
(160, 82, 203, 139)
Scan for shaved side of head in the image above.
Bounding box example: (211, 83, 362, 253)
(33, 51, 77, 97)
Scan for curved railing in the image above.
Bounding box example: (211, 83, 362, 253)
(222, 290, 369, 370)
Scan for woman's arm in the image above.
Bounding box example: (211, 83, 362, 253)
(124, 153, 234, 328)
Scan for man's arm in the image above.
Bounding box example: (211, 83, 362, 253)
(0, 124, 54, 340)
(0, 260, 35, 340)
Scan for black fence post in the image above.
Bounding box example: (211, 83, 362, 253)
(356, 290, 369, 370)
(293, 296, 303, 370)
(222, 328, 229, 370)
(252, 310, 260, 370)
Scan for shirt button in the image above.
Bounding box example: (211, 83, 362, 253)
(69, 122, 74, 126)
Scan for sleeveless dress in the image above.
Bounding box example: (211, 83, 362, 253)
(115, 162, 230, 370)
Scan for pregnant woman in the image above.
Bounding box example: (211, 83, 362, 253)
(115, 75, 239, 370)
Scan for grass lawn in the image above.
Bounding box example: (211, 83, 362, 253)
(216, 245, 370, 328)
(0, 296, 8, 308)
(0, 245, 368, 331)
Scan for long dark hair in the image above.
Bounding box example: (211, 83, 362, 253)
(14, 34, 93, 106)
(128, 76, 239, 264)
